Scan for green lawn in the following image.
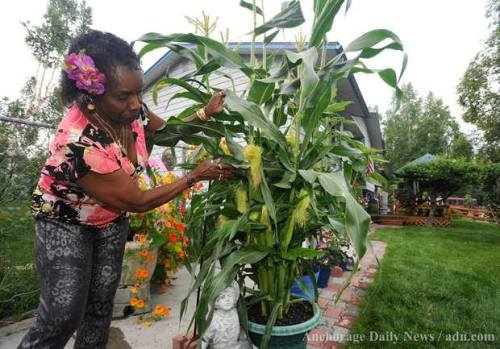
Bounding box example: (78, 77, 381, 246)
(0, 201, 39, 319)
(345, 220, 499, 349)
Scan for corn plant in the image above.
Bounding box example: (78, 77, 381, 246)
(136, 0, 405, 347)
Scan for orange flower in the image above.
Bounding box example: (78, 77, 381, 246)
(140, 249, 149, 257)
(177, 250, 186, 259)
(180, 205, 186, 215)
(146, 254, 155, 263)
(134, 299, 145, 309)
(168, 219, 176, 228)
(194, 182, 204, 191)
(163, 259, 170, 269)
(130, 286, 138, 295)
(154, 305, 171, 317)
(169, 233, 177, 243)
(134, 282, 141, 288)
(182, 236, 189, 245)
(176, 223, 186, 234)
(137, 234, 147, 244)
(135, 268, 149, 279)
(144, 321, 153, 328)
(130, 298, 139, 306)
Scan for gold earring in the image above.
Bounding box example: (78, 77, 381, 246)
(87, 102, 95, 111)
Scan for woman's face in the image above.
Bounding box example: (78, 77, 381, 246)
(96, 65, 143, 125)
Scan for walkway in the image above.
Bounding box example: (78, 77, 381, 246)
(307, 241, 387, 349)
(0, 242, 386, 349)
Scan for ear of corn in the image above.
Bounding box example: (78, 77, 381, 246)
(235, 185, 248, 214)
(219, 138, 232, 156)
(244, 144, 263, 189)
(293, 189, 310, 227)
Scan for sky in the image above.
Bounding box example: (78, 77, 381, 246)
(0, 0, 491, 134)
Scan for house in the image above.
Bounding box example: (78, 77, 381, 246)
(141, 42, 383, 184)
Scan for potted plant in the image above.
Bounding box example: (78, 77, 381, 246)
(136, 1, 405, 347)
(316, 229, 343, 288)
(116, 168, 190, 317)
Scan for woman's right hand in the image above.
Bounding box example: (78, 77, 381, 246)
(191, 158, 234, 181)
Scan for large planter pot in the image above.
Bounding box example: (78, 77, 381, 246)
(247, 303, 321, 349)
(317, 266, 331, 288)
(290, 270, 319, 300)
(113, 242, 158, 318)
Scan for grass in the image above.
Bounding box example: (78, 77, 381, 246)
(0, 201, 39, 320)
(344, 220, 499, 348)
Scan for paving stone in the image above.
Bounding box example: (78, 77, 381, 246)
(331, 266, 343, 277)
(323, 341, 343, 349)
(318, 297, 330, 309)
(336, 315, 357, 329)
(327, 283, 342, 293)
(308, 327, 329, 347)
(324, 304, 343, 319)
(342, 304, 359, 317)
(332, 326, 350, 343)
(319, 289, 337, 300)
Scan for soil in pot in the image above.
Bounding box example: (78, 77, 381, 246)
(248, 300, 314, 326)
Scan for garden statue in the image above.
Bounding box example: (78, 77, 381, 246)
(201, 281, 249, 349)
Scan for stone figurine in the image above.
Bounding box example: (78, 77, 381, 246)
(201, 281, 249, 349)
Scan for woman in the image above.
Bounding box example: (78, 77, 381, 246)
(19, 30, 233, 349)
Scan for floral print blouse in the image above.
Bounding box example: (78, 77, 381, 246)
(32, 103, 149, 227)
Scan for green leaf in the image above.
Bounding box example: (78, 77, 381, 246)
(253, 0, 305, 36)
(346, 29, 403, 52)
(164, 43, 204, 68)
(135, 32, 253, 76)
(248, 80, 275, 105)
(260, 301, 283, 349)
(309, 0, 345, 48)
(264, 30, 280, 45)
(318, 172, 370, 258)
(151, 77, 208, 105)
(284, 48, 319, 98)
(224, 90, 287, 150)
(298, 169, 320, 184)
(260, 171, 277, 225)
(239, 0, 263, 15)
(345, 28, 406, 81)
(193, 59, 222, 76)
(273, 170, 296, 189)
(283, 248, 325, 260)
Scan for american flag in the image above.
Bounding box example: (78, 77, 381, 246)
(366, 158, 375, 175)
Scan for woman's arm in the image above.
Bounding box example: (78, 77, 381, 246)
(76, 159, 233, 213)
(143, 91, 226, 153)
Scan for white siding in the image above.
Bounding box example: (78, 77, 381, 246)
(143, 60, 251, 167)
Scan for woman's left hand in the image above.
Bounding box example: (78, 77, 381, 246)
(204, 91, 226, 118)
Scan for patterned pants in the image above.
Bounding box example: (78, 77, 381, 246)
(18, 217, 129, 349)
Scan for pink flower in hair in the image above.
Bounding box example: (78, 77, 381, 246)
(63, 51, 106, 95)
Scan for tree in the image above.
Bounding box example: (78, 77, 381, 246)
(479, 163, 500, 222)
(0, 0, 92, 202)
(22, 0, 92, 106)
(398, 158, 479, 225)
(383, 83, 473, 173)
(457, 0, 499, 163)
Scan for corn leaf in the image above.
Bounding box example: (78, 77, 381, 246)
(309, 0, 345, 48)
(225, 90, 287, 150)
(253, 0, 305, 36)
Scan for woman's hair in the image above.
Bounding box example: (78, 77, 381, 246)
(60, 29, 141, 106)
